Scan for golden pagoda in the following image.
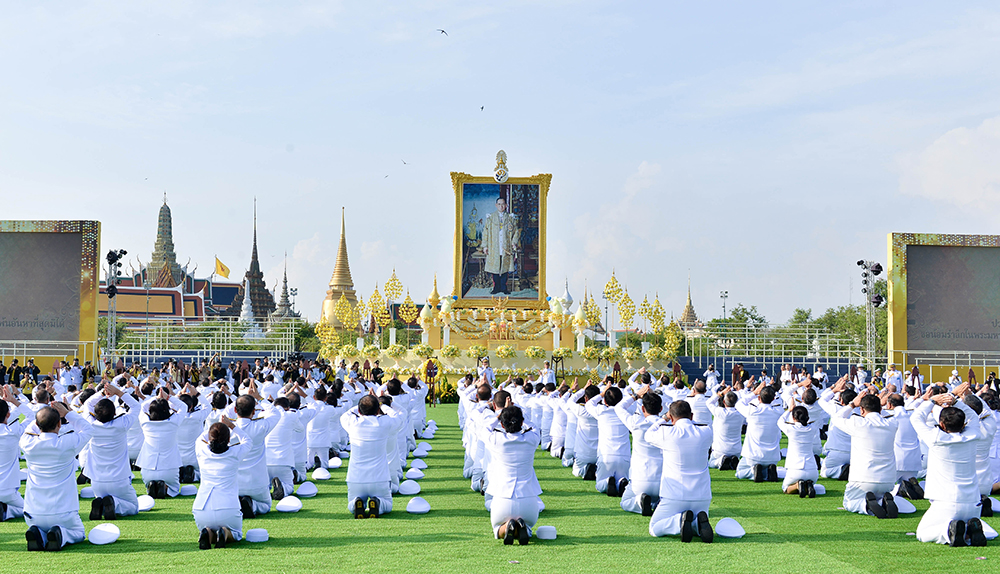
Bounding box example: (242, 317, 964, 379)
(321, 207, 358, 326)
(427, 274, 441, 308)
(678, 275, 700, 331)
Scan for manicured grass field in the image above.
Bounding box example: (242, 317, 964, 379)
(1, 404, 998, 573)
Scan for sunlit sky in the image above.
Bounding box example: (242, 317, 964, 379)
(3, 1, 1000, 323)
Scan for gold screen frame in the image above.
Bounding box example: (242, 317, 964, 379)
(451, 172, 551, 309)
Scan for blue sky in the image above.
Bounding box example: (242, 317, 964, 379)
(3, 1, 1000, 323)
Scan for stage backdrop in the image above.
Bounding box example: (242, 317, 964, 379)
(0, 221, 101, 352)
(888, 233, 1000, 353)
(452, 172, 550, 308)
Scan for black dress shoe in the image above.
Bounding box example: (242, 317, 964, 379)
(271, 477, 285, 501)
(77, 472, 90, 485)
(982, 495, 993, 517)
(216, 527, 231, 549)
(839, 464, 850, 481)
(798, 480, 807, 498)
(292, 469, 301, 484)
(199, 528, 212, 550)
(0, 500, 7, 521)
(767, 464, 779, 482)
(45, 526, 63, 551)
(156, 480, 168, 499)
(618, 477, 629, 497)
(313, 455, 322, 470)
(517, 518, 530, 545)
(948, 520, 967, 547)
(353, 497, 366, 519)
(753, 464, 765, 483)
(90, 496, 104, 521)
(240, 495, 255, 519)
(104, 494, 116, 520)
(814, 455, 821, 470)
(607, 477, 618, 497)
(907, 477, 923, 499)
(882, 492, 898, 519)
(145, 481, 156, 498)
(680, 510, 695, 543)
(866, 492, 887, 519)
(584, 464, 597, 481)
(696, 511, 713, 543)
(25, 525, 44, 551)
(367, 497, 380, 518)
(727, 456, 740, 471)
(967, 517, 988, 547)
(806, 481, 816, 498)
(503, 519, 517, 545)
(640, 493, 654, 517)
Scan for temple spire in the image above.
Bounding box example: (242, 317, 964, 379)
(322, 207, 358, 324)
(147, 197, 182, 288)
(271, 252, 296, 319)
(679, 272, 699, 328)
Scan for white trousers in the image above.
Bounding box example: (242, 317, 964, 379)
(595, 457, 631, 492)
(781, 468, 819, 492)
(0, 488, 25, 520)
(92, 478, 140, 516)
(490, 496, 539, 538)
(307, 447, 329, 469)
(917, 500, 982, 544)
(25, 511, 85, 548)
(820, 450, 850, 479)
(735, 457, 773, 479)
(346, 481, 392, 514)
(561, 447, 575, 467)
(649, 498, 710, 537)
(141, 468, 180, 497)
(240, 483, 272, 516)
(621, 478, 660, 514)
(267, 465, 294, 496)
(193, 508, 243, 540)
(843, 481, 894, 515)
(549, 434, 565, 457)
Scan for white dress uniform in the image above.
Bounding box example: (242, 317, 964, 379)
(684, 392, 713, 425)
(614, 397, 663, 513)
(560, 392, 579, 467)
(178, 405, 211, 477)
(478, 366, 496, 386)
(266, 404, 309, 494)
(340, 405, 405, 513)
(409, 380, 430, 438)
(137, 396, 186, 497)
(81, 392, 141, 516)
(567, 392, 598, 478)
(1, 402, 31, 520)
(776, 412, 820, 490)
(818, 389, 852, 478)
(482, 418, 542, 537)
(734, 395, 783, 479)
(644, 418, 713, 537)
(539, 368, 556, 386)
(706, 398, 745, 468)
(911, 400, 984, 544)
(20, 411, 93, 548)
(832, 404, 898, 515)
(703, 370, 721, 388)
(586, 394, 631, 492)
(973, 405, 997, 496)
(193, 426, 252, 540)
(889, 405, 922, 480)
(291, 405, 317, 479)
(236, 402, 282, 515)
(547, 391, 567, 457)
(538, 391, 554, 449)
(469, 402, 499, 494)
(305, 400, 335, 469)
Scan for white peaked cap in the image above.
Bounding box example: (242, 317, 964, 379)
(339, 450, 350, 458)
(536, 525, 556, 540)
(88, 523, 120, 545)
(813, 483, 827, 496)
(399, 480, 421, 495)
(296, 482, 318, 498)
(246, 528, 269, 542)
(715, 518, 746, 538)
(406, 497, 431, 514)
(180, 485, 198, 496)
(413, 449, 429, 459)
(952, 370, 959, 375)
(405, 468, 425, 480)
(427, 420, 436, 426)
(417, 442, 432, 451)
(80, 487, 96, 499)
(894, 497, 917, 514)
(276, 496, 303, 512)
(983, 520, 999, 540)
(328, 457, 343, 469)
(411, 459, 428, 470)
(312, 468, 331, 481)
(137, 495, 155, 512)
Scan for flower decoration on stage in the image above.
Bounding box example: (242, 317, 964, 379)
(552, 347, 574, 360)
(662, 320, 684, 359)
(619, 289, 636, 328)
(420, 357, 444, 384)
(318, 344, 337, 361)
(334, 293, 353, 329)
(440, 344, 461, 359)
(399, 292, 419, 325)
(466, 345, 488, 359)
(524, 346, 547, 360)
(603, 271, 623, 305)
(638, 295, 651, 322)
(369, 285, 391, 328)
(600, 347, 621, 362)
(385, 344, 407, 359)
(546, 296, 566, 329)
(384, 269, 403, 302)
(580, 346, 601, 361)
(315, 316, 338, 347)
(644, 346, 666, 363)
(355, 293, 367, 324)
(495, 345, 517, 359)
(651, 294, 666, 333)
(585, 293, 601, 326)
(418, 301, 434, 332)
(338, 344, 359, 359)
(621, 346, 641, 361)
(411, 343, 435, 359)
(362, 344, 381, 359)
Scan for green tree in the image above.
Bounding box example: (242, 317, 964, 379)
(295, 321, 321, 352)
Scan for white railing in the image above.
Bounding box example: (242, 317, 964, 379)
(113, 316, 300, 365)
(0, 340, 100, 365)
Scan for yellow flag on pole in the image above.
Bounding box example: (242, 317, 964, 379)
(214, 257, 230, 278)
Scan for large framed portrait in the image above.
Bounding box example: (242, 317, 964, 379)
(451, 172, 550, 308)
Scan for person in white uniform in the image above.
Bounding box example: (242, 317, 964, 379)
(886, 393, 924, 498)
(645, 400, 714, 542)
(483, 404, 542, 545)
(21, 401, 92, 551)
(734, 383, 783, 482)
(587, 385, 631, 495)
(615, 385, 663, 515)
(962, 393, 997, 515)
(341, 394, 405, 518)
(818, 379, 856, 480)
(777, 403, 819, 497)
(684, 380, 713, 425)
(706, 388, 745, 470)
(81, 383, 141, 519)
(567, 385, 600, 480)
(703, 365, 720, 389)
(234, 387, 282, 518)
(137, 389, 186, 498)
(195, 418, 252, 549)
(912, 384, 988, 546)
(833, 388, 900, 518)
(0, 385, 31, 521)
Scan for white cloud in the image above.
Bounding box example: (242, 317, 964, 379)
(899, 116, 1000, 206)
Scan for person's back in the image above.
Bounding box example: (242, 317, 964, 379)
(341, 396, 404, 517)
(684, 380, 712, 425)
(835, 396, 898, 484)
(707, 390, 745, 469)
(734, 385, 783, 481)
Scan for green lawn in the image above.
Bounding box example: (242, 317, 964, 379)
(1, 404, 998, 573)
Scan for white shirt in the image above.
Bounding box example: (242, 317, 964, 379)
(735, 395, 783, 463)
(684, 393, 713, 425)
(483, 418, 542, 499)
(1, 402, 32, 492)
(707, 398, 745, 457)
(777, 412, 819, 472)
(136, 396, 185, 470)
(82, 391, 140, 482)
(20, 411, 93, 516)
(340, 405, 405, 483)
(586, 395, 631, 461)
(832, 405, 899, 484)
(889, 405, 922, 472)
(614, 397, 663, 485)
(234, 403, 282, 491)
(911, 399, 982, 504)
(644, 418, 713, 502)
(193, 426, 252, 512)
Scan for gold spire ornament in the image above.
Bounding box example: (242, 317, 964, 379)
(369, 284, 391, 328)
(603, 271, 622, 305)
(494, 150, 509, 183)
(638, 295, 651, 322)
(585, 293, 601, 326)
(384, 269, 403, 301)
(619, 288, 636, 328)
(427, 275, 441, 309)
(321, 207, 358, 325)
(334, 293, 353, 330)
(399, 292, 419, 324)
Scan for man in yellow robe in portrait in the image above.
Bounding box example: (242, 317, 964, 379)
(481, 196, 519, 294)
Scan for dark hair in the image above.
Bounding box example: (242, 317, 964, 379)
(387, 378, 403, 396)
(859, 394, 881, 414)
(535, 383, 546, 393)
(759, 386, 776, 404)
(693, 380, 707, 394)
(211, 391, 228, 410)
(79, 388, 96, 403)
(140, 382, 155, 396)
(723, 391, 738, 408)
(939, 406, 966, 433)
(314, 385, 327, 402)
(148, 398, 171, 421)
(477, 384, 493, 402)
(604, 386, 623, 406)
(286, 393, 301, 410)
(801, 388, 817, 405)
(208, 422, 231, 454)
(981, 391, 1000, 411)
(791, 405, 809, 425)
(358, 395, 380, 416)
(544, 383, 556, 392)
(33, 388, 51, 404)
(840, 388, 857, 406)
(407, 376, 419, 389)
(179, 394, 198, 413)
(94, 398, 117, 423)
(668, 400, 692, 420)
(642, 392, 662, 415)
(963, 394, 983, 415)
(499, 405, 524, 433)
(887, 393, 904, 408)
(378, 395, 392, 407)
(325, 394, 339, 407)
(0, 400, 7, 422)
(36, 406, 61, 432)
(640, 372, 652, 386)
(273, 396, 290, 410)
(584, 385, 601, 400)
(235, 395, 256, 418)
(522, 383, 533, 395)
(493, 390, 511, 410)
